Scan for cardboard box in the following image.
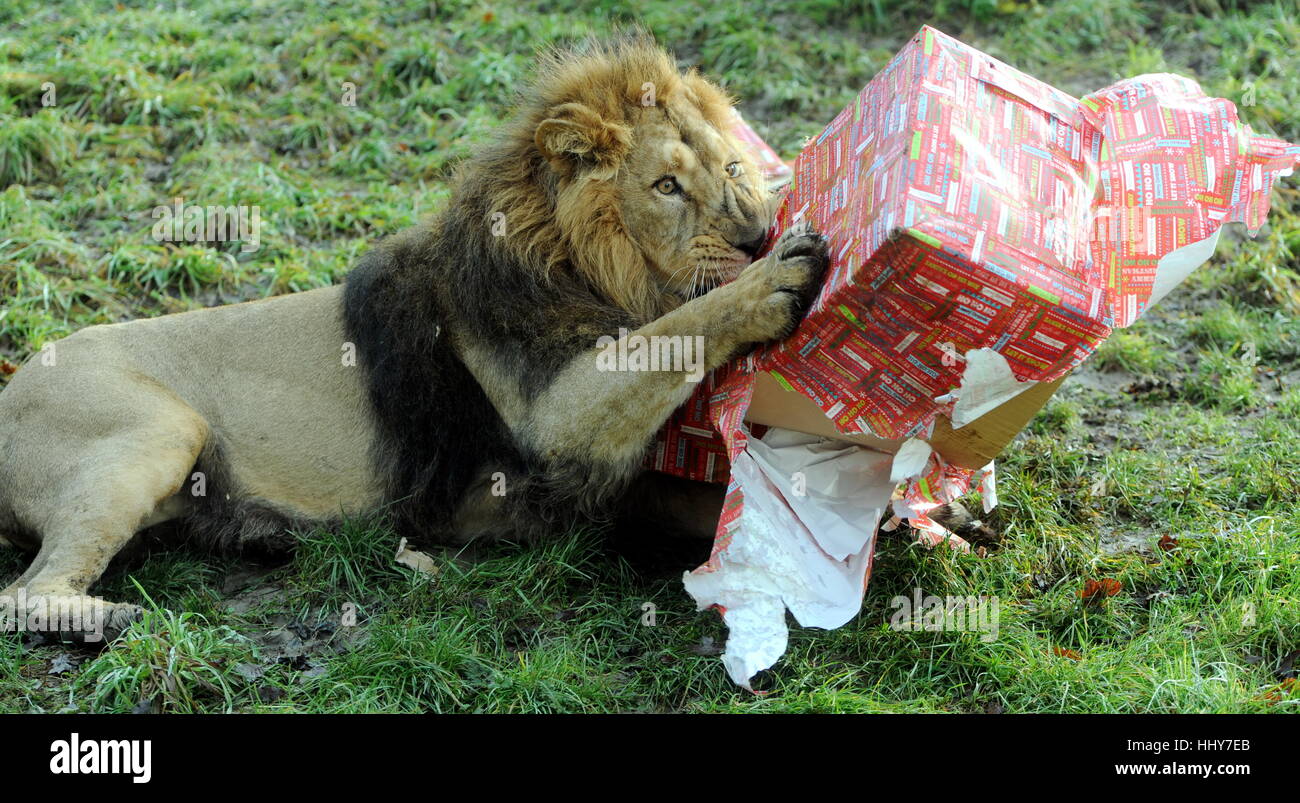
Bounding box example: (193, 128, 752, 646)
(745, 369, 1066, 470)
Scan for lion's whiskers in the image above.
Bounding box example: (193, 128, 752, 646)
(664, 263, 696, 289)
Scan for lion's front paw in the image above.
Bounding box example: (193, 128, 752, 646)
(730, 221, 830, 344)
(1, 594, 144, 645)
(102, 602, 145, 642)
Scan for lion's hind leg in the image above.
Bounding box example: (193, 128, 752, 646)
(2, 404, 209, 643)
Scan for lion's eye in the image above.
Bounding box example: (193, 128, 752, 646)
(654, 176, 679, 195)
(725, 161, 742, 178)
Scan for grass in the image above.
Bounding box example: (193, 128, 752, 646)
(1, 0, 1299, 713)
(72, 586, 253, 714)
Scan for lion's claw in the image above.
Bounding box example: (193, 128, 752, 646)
(728, 221, 830, 344)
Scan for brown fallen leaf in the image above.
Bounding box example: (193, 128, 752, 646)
(0, 359, 17, 376)
(1158, 534, 1178, 551)
(1080, 578, 1122, 601)
(394, 537, 440, 577)
(1053, 646, 1082, 661)
(1259, 677, 1296, 704)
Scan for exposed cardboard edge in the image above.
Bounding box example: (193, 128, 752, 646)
(745, 370, 1067, 469)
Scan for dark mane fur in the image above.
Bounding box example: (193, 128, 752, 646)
(341, 34, 721, 544)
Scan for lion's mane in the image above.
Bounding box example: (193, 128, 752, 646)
(342, 35, 734, 542)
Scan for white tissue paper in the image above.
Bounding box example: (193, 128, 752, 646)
(682, 428, 898, 688)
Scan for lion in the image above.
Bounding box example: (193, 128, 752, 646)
(0, 34, 828, 640)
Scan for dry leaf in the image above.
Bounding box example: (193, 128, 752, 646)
(1259, 677, 1296, 704)
(395, 537, 440, 577)
(1080, 578, 1122, 601)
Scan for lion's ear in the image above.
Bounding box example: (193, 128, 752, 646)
(535, 102, 631, 169)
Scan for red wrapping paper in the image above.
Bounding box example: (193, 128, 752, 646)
(651, 25, 1300, 482)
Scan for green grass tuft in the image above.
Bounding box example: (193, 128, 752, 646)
(73, 587, 255, 714)
(0, 108, 78, 185)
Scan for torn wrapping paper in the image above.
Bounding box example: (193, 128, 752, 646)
(944, 348, 1038, 427)
(655, 25, 1300, 687)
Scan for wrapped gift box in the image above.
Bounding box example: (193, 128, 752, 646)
(650, 25, 1300, 687)
(651, 24, 1299, 482)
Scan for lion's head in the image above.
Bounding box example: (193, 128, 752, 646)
(450, 34, 774, 321)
